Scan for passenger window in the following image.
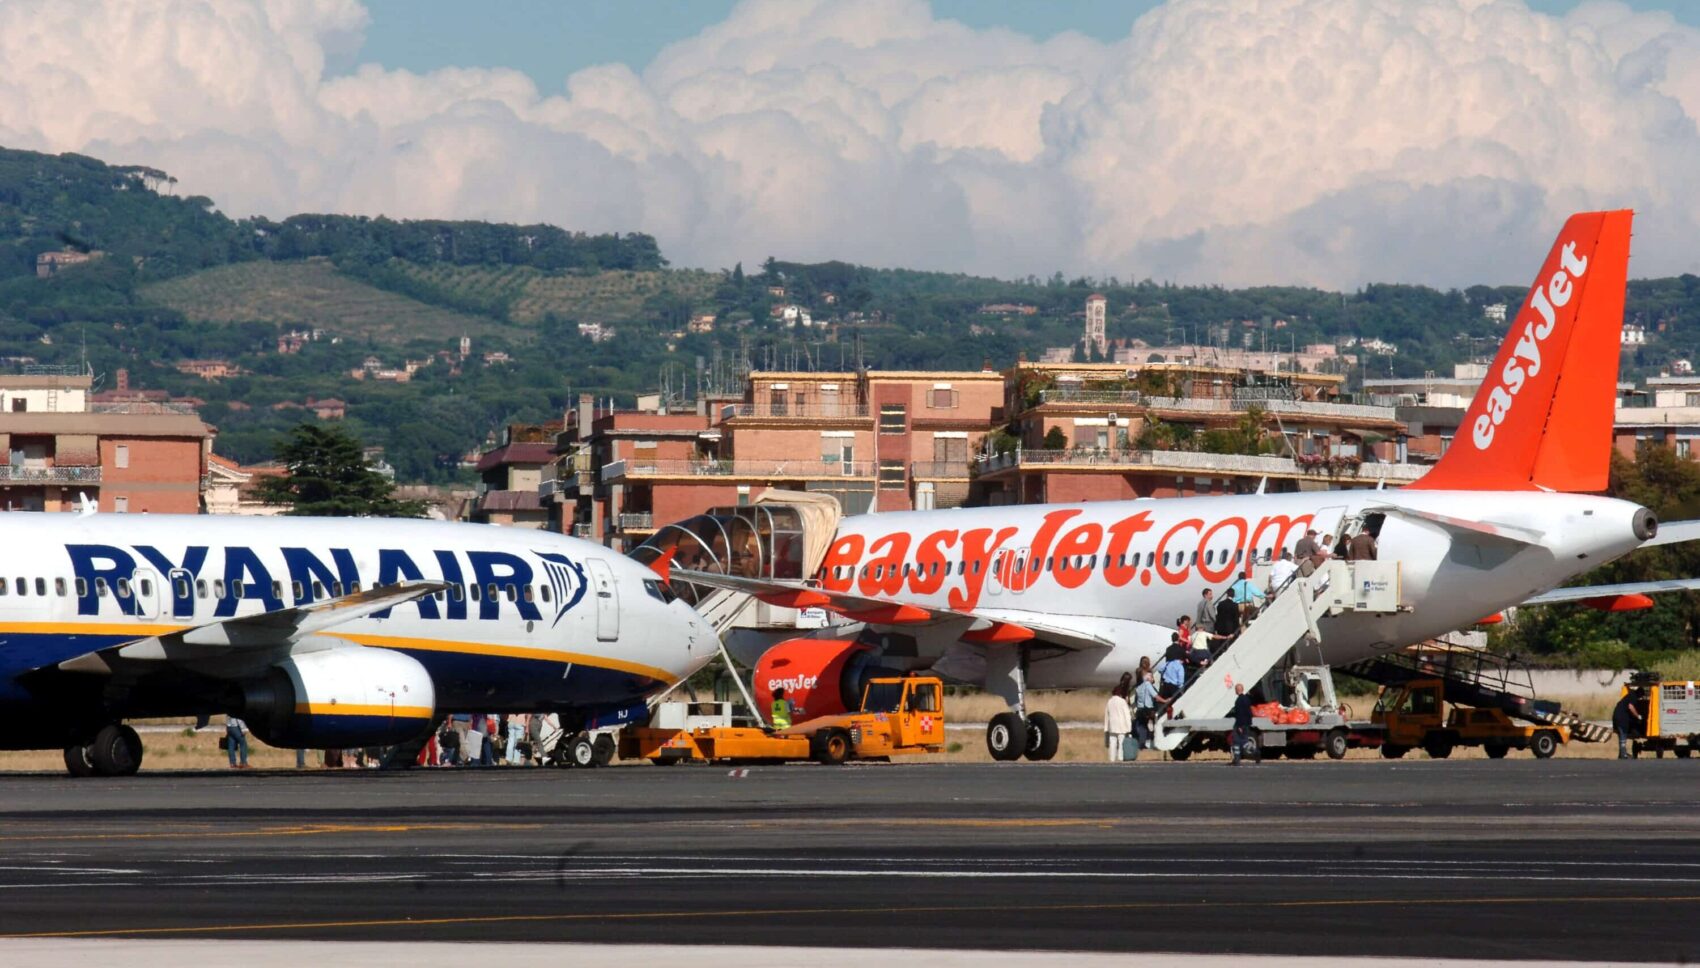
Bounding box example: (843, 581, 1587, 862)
(331, 582, 343, 597)
(470, 584, 482, 602)
(0, 577, 8, 595)
(137, 579, 150, 597)
(452, 585, 464, 602)
(349, 582, 361, 594)
(505, 584, 517, 602)
(14, 577, 25, 598)
(487, 583, 499, 601)
(76, 578, 87, 597)
(540, 585, 551, 603)
(96, 578, 109, 597)
(174, 578, 189, 599)
(523, 585, 535, 603)
(117, 578, 131, 598)
(55, 577, 67, 597)
(271, 580, 283, 600)
(34, 578, 46, 596)
(292, 581, 304, 601)
(197, 579, 208, 598)
(313, 581, 325, 598)
(213, 579, 225, 599)
(231, 580, 244, 598)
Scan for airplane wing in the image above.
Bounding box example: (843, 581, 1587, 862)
(1642, 519, 1700, 548)
(1522, 578, 1700, 607)
(1366, 504, 1544, 547)
(672, 568, 1113, 649)
(56, 580, 450, 670)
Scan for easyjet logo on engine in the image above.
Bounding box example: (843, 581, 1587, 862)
(1472, 240, 1590, 451)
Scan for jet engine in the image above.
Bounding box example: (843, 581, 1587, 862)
(240, 648, 436, 748)
(753, 638, 899, 720)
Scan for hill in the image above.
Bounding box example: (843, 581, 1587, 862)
(141, 258, 522, 343)
(373, 261, 720, 324)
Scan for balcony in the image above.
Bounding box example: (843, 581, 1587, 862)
(571, 523, 594, 539)
(1036, 388, 1143, 406)
(1143, 396, 1398, 423)
(977, 448, 1427, 483)
(0, 465, 101, 486)
(910, 460, 973, 480)
(602, 458, 874, 481)
(719, 402, 870, 421)
(617, 512, 655, 532)
(90, 401, 200, 415)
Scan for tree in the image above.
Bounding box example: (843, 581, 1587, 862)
(254, 423, 427, 517)
(1042, 426, 1068, 450)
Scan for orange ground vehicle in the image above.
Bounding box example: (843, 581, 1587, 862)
(1372, 677, 1568, 759)
(619, 676, 947, 766)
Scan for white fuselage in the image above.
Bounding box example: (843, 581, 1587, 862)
(729, 489, 1647, 690)
(0, 513, 716, 712)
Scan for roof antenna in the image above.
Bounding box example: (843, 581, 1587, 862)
(76, 492, 97, 515)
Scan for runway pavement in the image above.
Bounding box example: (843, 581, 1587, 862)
(0, 759, 1697, 962)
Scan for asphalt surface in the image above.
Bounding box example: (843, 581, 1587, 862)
(0, 759, 1697, 961)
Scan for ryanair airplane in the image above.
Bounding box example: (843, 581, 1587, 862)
(0, 514, 717, 775)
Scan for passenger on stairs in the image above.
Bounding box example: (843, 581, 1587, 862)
(1158, 648, 1187, 703)
(1347, 528, 1378, 561)
(1134, 672, 1159, 749)
(1214, 589, 1241, 647)
(1194, 589, 1216, 635)
(1268, 550, 1298, 596)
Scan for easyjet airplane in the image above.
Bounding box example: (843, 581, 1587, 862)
(0, 515, 716, 775)
(658, 210, 1700, 760)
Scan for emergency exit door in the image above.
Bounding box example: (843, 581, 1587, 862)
(587, 558, 619, 641)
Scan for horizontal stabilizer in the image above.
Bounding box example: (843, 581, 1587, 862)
(1642, 519, 1700, 548)
(1523, 578, 1700, 607)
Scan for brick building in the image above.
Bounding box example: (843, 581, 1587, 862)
(467, 422, 561, 529)
(0, 369, 211, 513)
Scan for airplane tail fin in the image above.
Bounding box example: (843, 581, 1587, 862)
(1407, 210, 1633, 493)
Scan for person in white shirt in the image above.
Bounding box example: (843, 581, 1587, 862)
(1269, 549, 1298, 595)
(1104, 677, 1135, 762)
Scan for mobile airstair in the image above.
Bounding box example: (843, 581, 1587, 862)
(1341, 644, 1613, 743)
(1151, 558, 1403, 752)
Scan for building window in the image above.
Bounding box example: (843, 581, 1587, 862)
(115, 445, 129, 469)
(113, 496, 128, 513)
(879, 460, 905, 489)
(1680, 439, 1693, 459)
(929, 387, 958, 409)
(1687, 393, 1700, 407)
(10, 399, 24, 412)
(879, 405, 906, 435)
(933, 436, 968, 463)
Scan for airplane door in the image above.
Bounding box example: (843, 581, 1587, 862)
(1311, 506, 1349, 554)
(132, 568, 161, 620)
(587, 559, 619, 641)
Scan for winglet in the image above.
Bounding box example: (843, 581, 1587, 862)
(1409, 210, 1633, 492)
(646, 546, 675, 583)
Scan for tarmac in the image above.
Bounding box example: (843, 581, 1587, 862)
(0, 759, 1696, 963)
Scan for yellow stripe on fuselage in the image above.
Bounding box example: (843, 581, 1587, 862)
(330, 632, 677, 686)
(292, 703, 434, 718)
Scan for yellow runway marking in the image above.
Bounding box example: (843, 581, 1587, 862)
(0, 822, 541, 844)
(6, 894, 1700, 939)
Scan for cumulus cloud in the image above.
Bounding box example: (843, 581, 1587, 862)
(0, 0, 1696, 287)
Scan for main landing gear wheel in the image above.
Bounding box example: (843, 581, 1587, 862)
(1023, 712, 1060, 762)
(986, 712, 1026, 762)
(89, 724, 143, 777)
(63, 743, 96, 777)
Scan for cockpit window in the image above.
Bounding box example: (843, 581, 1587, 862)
(643, 579, 677, 604)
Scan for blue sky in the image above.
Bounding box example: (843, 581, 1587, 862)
(354, 0, 1700, 89)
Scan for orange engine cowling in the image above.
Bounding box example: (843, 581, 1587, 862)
(753, 638, 892, 721)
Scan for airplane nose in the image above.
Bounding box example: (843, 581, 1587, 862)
(1634, 507, 1658, 542)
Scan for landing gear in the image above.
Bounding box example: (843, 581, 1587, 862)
(81, 724, 143, 777)
(986, 712, 1026, 761)
(1023, 712, 1060, 762)
(63, 743, 96, 777)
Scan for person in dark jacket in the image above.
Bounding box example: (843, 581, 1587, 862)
(1214, 589, 1241, 647)
(1613, 689, 1646, 759)
(1230, 683, 1256, 766)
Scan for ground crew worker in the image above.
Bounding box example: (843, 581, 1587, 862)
(770, 688, 793, 730)
(1614, 688, 1645, 759)
(1230, 683, 1256, 766)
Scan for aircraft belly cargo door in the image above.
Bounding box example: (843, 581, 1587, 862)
(588, 559, 619, 641)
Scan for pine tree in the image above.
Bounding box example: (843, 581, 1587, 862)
(254, 424, 426, 517)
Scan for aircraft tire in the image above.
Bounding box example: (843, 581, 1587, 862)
(591, 733, 617, 767)
(986, 712, 1026, 762)
(1530, 730, 1559, 760)
(567, 734, 597, 768)
(63, 744, 96, 777)
(89, 724, 143, 777)
(1023, 712, 1060, 761)
(1325, 729, 1350, 760)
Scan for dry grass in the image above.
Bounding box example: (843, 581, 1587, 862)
(389, 262, 720, 324)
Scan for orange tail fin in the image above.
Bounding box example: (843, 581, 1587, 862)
(1408, 210, 1633, 492)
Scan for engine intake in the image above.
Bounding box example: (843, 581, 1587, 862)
(241, 648, 436, 748)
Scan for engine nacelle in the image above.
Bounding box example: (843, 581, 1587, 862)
(240, 648, 436, 748)
(753, 638, 895, 721)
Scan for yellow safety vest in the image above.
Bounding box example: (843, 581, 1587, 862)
(771, 699, 792, 729)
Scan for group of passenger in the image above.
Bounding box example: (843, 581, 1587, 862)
(217, 712, 560, 769)
(1102, 524, 1382, 763)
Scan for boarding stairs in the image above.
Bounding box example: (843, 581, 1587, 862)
(1151, 559, 1401, 751)
(1340, 644, 1614, 743)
